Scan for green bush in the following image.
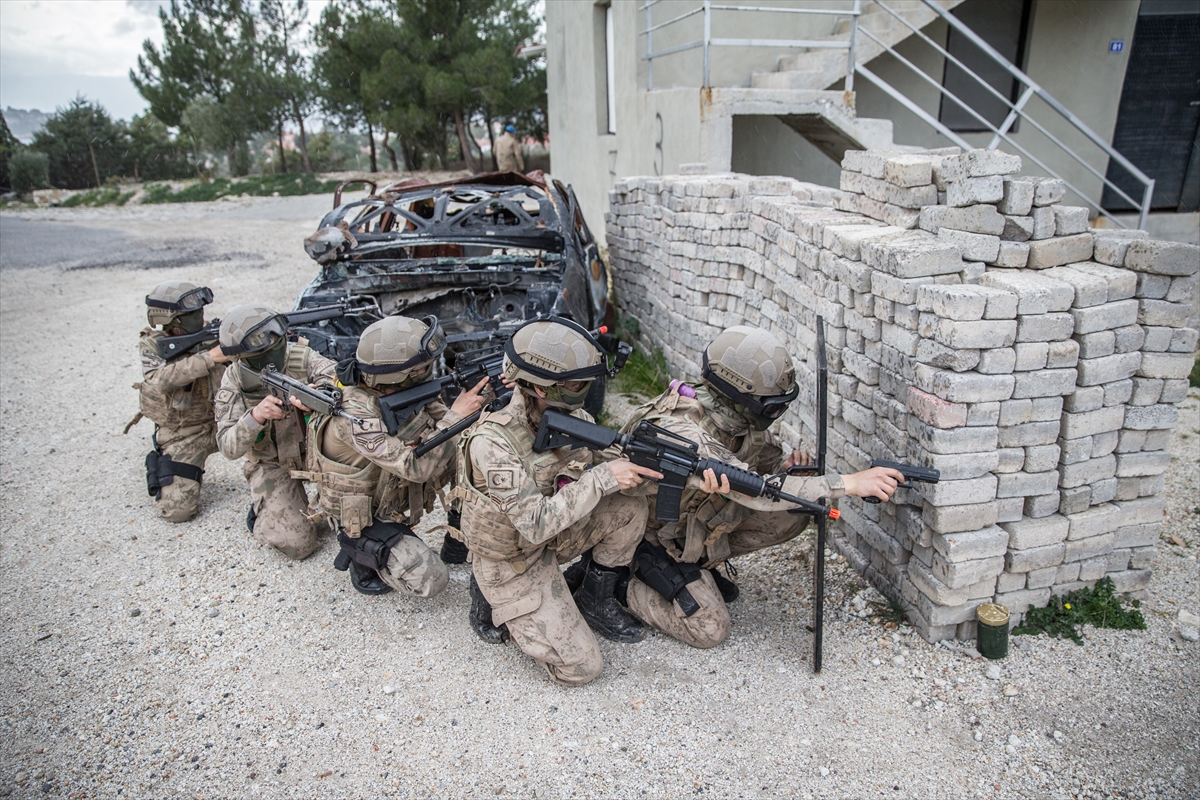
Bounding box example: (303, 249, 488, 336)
(1013, 577, 1145, 645)
(139, 173, 340, 204)
(1190, 352, 1199, 388)
(9, 150, 49, 194)
(60, 187, 136, 208)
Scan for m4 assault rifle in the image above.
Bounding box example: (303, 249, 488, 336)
(533, 410, 840, 521)
(244, 363, 365, 428)
(156, 300, 354, 361)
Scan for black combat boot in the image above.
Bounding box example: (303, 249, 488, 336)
(349, 562, 393, 595)
(246, 504, 257, 533)
(561, 550, 593, 593)
(708, 566, 739, 603)
(469, 574, 509, 644)
(574, 562, 646, 643)
(440, 508, 469, 563)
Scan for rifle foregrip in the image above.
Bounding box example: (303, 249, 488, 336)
(695, 459, 766, 497)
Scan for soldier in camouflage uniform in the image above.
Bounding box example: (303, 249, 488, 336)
(456, 318, 661, 686)
(131, 281, 228, 522)
(614, 325, 904, 649)
(214, 304, 338, 560)
(299, 315, 489, 597)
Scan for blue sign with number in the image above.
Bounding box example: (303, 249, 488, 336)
(1110, 40, 1124, 53)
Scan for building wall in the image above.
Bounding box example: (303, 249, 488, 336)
(548, 0, 1142, 247)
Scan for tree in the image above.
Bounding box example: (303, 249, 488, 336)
(131, 0, 272, 175)
(30, 97, 128, 189)
(360, 0, 545, 174)
(312, 1, 394, 172)
(0, 113, 18, 191)
(127, 113, 194, 181)
(259, 0, 315, 172)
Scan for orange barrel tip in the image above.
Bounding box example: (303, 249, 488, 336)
(829, 509, 840, 520)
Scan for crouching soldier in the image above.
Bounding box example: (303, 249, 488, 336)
(131, 281, 229, 522)
(214, 304, 337, 559)
(301, 315, 488, 596)
(616, 325, 904, 649)
(456, 318, 661, 686)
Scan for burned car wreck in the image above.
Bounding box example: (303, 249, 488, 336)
(291, 172, 614, 412)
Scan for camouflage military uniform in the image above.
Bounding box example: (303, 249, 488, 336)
(622, 383, 844, 649)
(458, 389, 647, 685)
(214, 344, 337, 559)
(136, 329, 226, 522)
(301, 385, 465, 596)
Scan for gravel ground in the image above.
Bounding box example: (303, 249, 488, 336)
(0, 198, 1197, 800)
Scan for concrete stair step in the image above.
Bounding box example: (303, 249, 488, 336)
(751, 70, 825, 91)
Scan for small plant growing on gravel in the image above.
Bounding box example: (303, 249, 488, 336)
(1013, 577, 1146, 646)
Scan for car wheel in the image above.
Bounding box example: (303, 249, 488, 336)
(584, 375, 606, 418)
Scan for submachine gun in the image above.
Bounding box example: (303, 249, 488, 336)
(243, 363, 365, 428)
(533, 412, 841, 522)
(156, 300, 354, 361)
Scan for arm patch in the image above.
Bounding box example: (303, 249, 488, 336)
(351, 417, 388, 455)
(487, 469, 516, 492)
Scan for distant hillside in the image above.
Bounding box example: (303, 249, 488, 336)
(4, 107, 51, 143)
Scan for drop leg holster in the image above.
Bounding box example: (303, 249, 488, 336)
(333, 520, 414, 573)
(145, 435, 204, 500)
(634, 540, 704, 617)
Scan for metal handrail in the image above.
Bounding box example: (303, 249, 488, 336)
(639, 0, 860, 91)
(859, 0, 1153, 228)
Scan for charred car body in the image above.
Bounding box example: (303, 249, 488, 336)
(291, 172, 614, 412)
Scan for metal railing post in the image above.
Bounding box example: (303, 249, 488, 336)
(1139, 179, 1155, 231)
(846, 0, 860, 93)
(647, 2, 654, 91)
(703, 0, 712, 89)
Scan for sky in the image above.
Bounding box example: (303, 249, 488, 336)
(0, 0, 325, 123)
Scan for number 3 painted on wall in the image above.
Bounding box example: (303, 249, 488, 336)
(653, 112, 664, 176)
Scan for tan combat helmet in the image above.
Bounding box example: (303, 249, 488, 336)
(145, 280, 213, 328)
(503, 317, 608, 410)
(701, 325, 799, 430)
(219, 303, 287, 359)
(354, 315, 446, 388)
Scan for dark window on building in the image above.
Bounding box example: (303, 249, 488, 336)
(938, 0, 1033, 133)
(1102, 2, 1200, 212)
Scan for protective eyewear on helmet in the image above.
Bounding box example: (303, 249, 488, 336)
(146, 286, 214, 312)
(356, 315, 447, 374)
(221, 314, 288, 357)
(701, 350, 799, 419)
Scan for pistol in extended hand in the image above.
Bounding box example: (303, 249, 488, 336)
(864, 458, 940, 503)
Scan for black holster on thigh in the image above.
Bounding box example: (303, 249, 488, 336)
(145, 449, 204, 499)
(633, 540, 704, 617)
(333, 521, 413, 573)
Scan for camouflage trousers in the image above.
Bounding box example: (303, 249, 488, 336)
(627, 508, 811, 649)
(245, 461, 323, 559)
(154, 423, 218, 524)
(472, 493, 647, 687)
(378, 530, 449, 598)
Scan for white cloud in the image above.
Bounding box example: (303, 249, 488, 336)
(0, 0, 163, 78)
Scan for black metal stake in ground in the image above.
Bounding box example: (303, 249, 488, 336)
(787, 315, 828, 673)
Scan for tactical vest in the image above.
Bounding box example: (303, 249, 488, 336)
(136, 329, 221, 429)
(457, 396, 592, 568)
(625, 385, 770, 565)
(228, 344, 312, 469)
(297, 386, 447, 536)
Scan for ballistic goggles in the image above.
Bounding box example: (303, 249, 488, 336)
(220, 314, 288, 358)
(356, 315, 447, 375)
(146, 286, 213, 313)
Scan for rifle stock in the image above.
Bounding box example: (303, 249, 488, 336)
(157, 320, 221, 360)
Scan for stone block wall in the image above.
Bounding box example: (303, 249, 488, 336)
(606, 148, 1198, 642)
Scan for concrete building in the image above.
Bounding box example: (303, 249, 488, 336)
(546, 0, 1200, 246)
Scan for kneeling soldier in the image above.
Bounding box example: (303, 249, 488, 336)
(132, 281, 228, 522)
(457, 318, 660, 686)
(214, 304, 337, 559)
(618, 325, 904, 649)
(306, 315, 488, 596)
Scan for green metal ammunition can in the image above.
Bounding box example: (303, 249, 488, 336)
(976, 602, 1010, 660)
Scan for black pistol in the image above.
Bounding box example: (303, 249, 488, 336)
(864, 458, 941, 503)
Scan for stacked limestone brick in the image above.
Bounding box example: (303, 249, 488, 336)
(605, 149, 1198, 642)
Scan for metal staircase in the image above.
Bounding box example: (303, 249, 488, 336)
(640, 0, 1154, 228)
